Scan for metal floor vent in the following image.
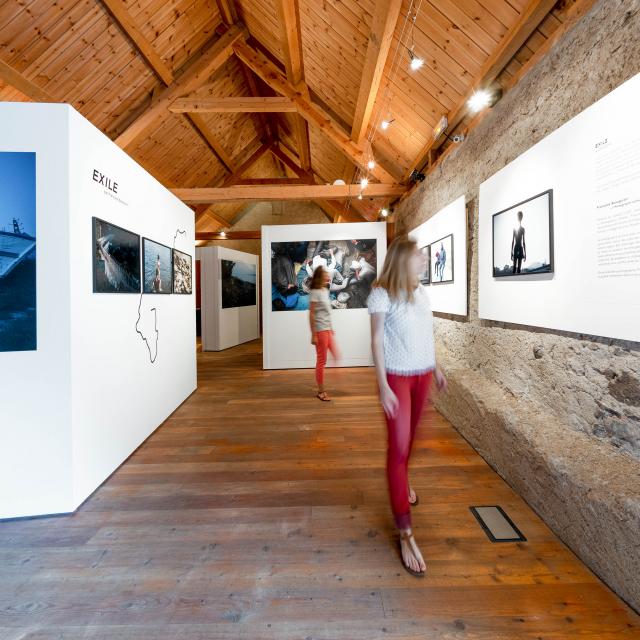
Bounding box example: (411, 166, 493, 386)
(470, 506, 527, 543)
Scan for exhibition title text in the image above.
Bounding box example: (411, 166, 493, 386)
(92, 169, 118, 194)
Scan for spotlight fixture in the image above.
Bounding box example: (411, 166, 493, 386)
(468, 89, 492, 113)
(360, 177, 369, 189)
(357, 193, 363, 200)
(433, 115, 448, 140)
(380, 208, 389, 218)
(452, 133, 465, 144)
(409, 169, 425, 183)
(333, 179, 346, 186)
(220, 231, 226, 237)
(380, 118, 395, 131)
(367, 160, 376, 170)
(408, 49, 424, 71)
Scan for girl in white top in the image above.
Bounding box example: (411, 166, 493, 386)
(368, 237, 447, 577)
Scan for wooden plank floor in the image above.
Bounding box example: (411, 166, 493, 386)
(1, 340, 639, 639)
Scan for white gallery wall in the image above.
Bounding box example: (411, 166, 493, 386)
(409, 195, 468, 316)
(199, 245, 259, 351)
(0, 103, 196, 519)
(478, 72, 640, 342)
(262, 222, 387, 370)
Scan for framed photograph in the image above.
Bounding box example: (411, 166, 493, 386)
(0, 151, 37, 352)
(271, 239, 377, 311)
(142, 238, 172, 294)
(419, 244, 430, 285)
(492, 189, 554, 277)
(221, 259, 257, 308)
(172, 248, 193, 294)
(429, 233, 454, 284)
(92, 217, 141, 293)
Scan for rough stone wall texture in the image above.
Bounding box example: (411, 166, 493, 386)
(395, 0, 640, 611)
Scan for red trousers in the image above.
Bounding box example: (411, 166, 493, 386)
(384, 371, 433, 529)
(315, 330, 339, 387)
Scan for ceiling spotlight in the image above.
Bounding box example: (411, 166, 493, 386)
(220, 231, 226, 237)
(433, 115, 448, 140)
(367, 160, 376, 170)
(408, 51, 424, 71)
(468, 89, 492, 113)
(360, 177, 369, 189)
(380, 208, 389, 218)
(333, 179, 346, 186)
(409, 169, 425, 183)
(380, 118, 394, 131)
(357, 193, 363, 200)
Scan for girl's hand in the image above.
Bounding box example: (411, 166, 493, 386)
(311, 333, 317, 345)
(435, 367, 448, 393)
(380, 385, 399, 418)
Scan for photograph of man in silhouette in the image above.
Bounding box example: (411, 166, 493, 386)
(511, 211, 526, 274)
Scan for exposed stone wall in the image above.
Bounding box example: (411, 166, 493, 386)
(394, 0, 640, 611)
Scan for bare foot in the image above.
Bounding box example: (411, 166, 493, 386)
(400, 529, 426, 574)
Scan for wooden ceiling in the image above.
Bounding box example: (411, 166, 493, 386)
(0, 0, 588, 234)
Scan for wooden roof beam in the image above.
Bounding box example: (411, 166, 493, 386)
(0, 59, 56, 102)
(173, 183, 406, 203)
(274, 0, 312, 172)
(197, 230, 261, 240)
(405, 0, 558, 180)
(169, 97, 297, 113)
(233, 40, 396, 184)
(351, 0, 402, 144)
(115, 25, 246, 149)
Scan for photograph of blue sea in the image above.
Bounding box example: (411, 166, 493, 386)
(93, 217, 141, 293)
(143, 238, 172, 294)
(0, 151, 37, 352)
(221, 259, 257, 308)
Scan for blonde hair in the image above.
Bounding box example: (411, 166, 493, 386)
(374, 236, 419, 302)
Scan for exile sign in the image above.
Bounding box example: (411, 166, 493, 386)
(92, 169, 118, 194)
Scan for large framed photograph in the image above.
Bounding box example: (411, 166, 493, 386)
(0, 151, 37, 352)
(172, 248, 193, 294)
(92, 217, 141, 293)
(492, 189, 554, 277)
(419, 245, 430, 285)
(430, 234, 454, 284)
(271, 239, 377, 311)
(142, 238, 172, 294)
(221, 259, 256, 308)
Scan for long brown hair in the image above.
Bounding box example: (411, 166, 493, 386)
(373, 236, 418, 302)
(310, 265, 327, 290)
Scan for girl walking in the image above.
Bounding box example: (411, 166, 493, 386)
(367, 237, 447, 576)
(309, 266, 340, 401)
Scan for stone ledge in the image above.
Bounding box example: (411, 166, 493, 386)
(435, 367, 640, 612)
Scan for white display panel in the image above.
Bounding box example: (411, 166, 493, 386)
(478, 73, 640, 342)
(0, 103, 197, 519)
(199, 246, 260, 351)
(262, 222, 387, 369)
(409, 195, 468, 316)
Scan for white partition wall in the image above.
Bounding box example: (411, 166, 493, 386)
(478, 72, 640, 342)
(0, 103, 197, 519)
(199, 246, 260, 351)
(262, 222, 387, 369)
(409, 195, 468, 316)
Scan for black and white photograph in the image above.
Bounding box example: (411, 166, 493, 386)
(221, 259, 256, 308)
(142, 238, 172, 294)
(0, 151, 37, 352)
(93, 217, 141, 293)
(419, 244, 430, 285)
(173, 248, 193, 294)
(430, 234, 454, 284)
(271, 239, 377, 311)
(492, 189, 553, 277)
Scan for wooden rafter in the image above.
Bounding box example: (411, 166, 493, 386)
(174, 183, 407, 203)
(274, 0, 312, 172)
(269, 143, 314, 183)
(0, 59, 56, 102)
(233, 40, 395, 184)
(351, 0, 402, 144)
(222, 143, 272, 186)
(169, 97, 297, 113)
(405, 0, 558, 180)
(197, 230, 261, 240)
(115, 25, 246, 149)
(236, 177, 308, 185)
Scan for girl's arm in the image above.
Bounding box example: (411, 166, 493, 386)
(371, 312, 399, 418)
(309, 301, 317, 344)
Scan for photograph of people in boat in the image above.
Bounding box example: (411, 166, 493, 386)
(271, 239, 377, 311)
(0, 151, 37, 352)
(142, 237, 172, 294)
(172, 248, 193, 294)
(492, 189, 553, 277)
(93, 217, 141, 293)
(221, 259, 256, 308)
(430, 233, 454, 284)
